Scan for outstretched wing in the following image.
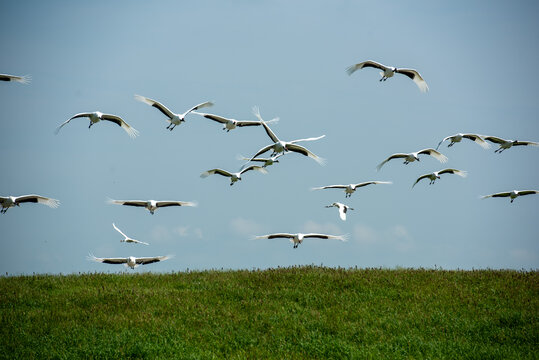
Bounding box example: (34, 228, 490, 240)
(255, 233, 295, 240)
(518, 190, 539, 196)
(55, 113, 92, 134)
(200, 169, 233, 178)
(311, 185, 347, 190)
(355, 181, 392, 188)
(481, 192, 511, 199)
(253, 106, 280, 143)
(101, 114, 139, 138)
(412, 174, 430, 188)
(289, 135, 326, 144)
(88, 254, 127, 265)
(483, 136, 507, 145)
(417, 148, 448, 163)
(184, 101, 213, 116)
(462, 134, 490, 149)
(286, 143, 326, 165)
(513, 141, 539, 147)
(112, 223, 129, 238)
(135, 95, 175, 119)
(303, 233, 347, 241)
(346, 60, 388, 75)
(376, 153, 408, 171)
(0, 74, 31, 84)
(14, 194, 60, 208)
(155, 201, 197, 208)
(109, 199, 147, 207)
(438, 168, 467, 177)
(136, 255, 172, 265)
(239, 165, 268, 175)
(395, 68, 429, 92)
(197, 113, 230, 124)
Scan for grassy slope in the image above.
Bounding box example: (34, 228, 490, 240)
(0, 267, 537, 359)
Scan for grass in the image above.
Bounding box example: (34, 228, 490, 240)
(0, 266, 537, 359)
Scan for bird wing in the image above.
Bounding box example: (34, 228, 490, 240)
(376, 153, 408, 171)
(338, 206, 347, 221)
(436, 135, 453, 150)
(312, 185, 347, 190)
(249, 143, 276, 160)
(462, 134, 490, 149)
(513, 141, 539, 147)
(346, 60, 388, 75)
(355, 181, 392, 188)
(155, 201, 197, 208)
(109, 200, 148, 207)
(240, 165, 268, 175)
(200, 169, 233, 178)
(285, 143, 326, 165)
(418, 149, 448, 163)
(133, 240, 150, 246)
(112, 223, 129, 238)
(482, 192, 511, 199)
(303, 234, 347, 241)
(255, 233, 295, 240)
(88, 255, 127, 264)
(134, 95, 175, 119)
(237, 117, 279, 127)
(517, 190, 539, 196)
(184, 101, 214, 116)
(198, 113, 230, 124)
(136, 255, 172, 265)
(14, 195, 60, 208)
(395, 68, 429, 92)
(412, 174, 430, 188)
(438, 168, 467, 177)
(0, 74, 31, 83)
(289, 135, 326, 144)
(55, 113, 92, 134)
(483, 136, 507, 145)
(253, 107, 280, 143)
(101, 114, 139, 138)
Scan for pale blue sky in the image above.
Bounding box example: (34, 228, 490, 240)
(1, 1, 538, 274)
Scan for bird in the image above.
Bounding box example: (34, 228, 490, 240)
(55, 111, 139, 138)
(193, 111, 279, 132)
(436, 133, 490, 150)
(325, 202, 354, 221)
(87, 254, 172, 269)
(1, 194, 59, 214)
(249, 107, 326, 165)
(377, 148, 448, 171)
(483, 136, 538, 153)
(135, 95, 213, 131)
(108, 199, 197, 215)
(481, 190, 538, 203)
(238, 153, 285, 169)
(346, 60, 429, 92)
(0, 73, 31, 84)
(412, 168, 467, 188)
(200, 165, 268, 186)
(112, 223, 149, 245)
(255, 233, 347, 249)
(312, 181, 392, 198)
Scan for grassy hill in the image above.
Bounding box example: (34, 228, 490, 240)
(0, 266, 537, 359)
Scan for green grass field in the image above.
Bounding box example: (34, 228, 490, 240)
(1, 267, 537, 359)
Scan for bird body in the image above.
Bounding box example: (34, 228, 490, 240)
(255, 233, 347, 248)
(56, 111, 139, 138)
(312, 181, 392, 198)
(412, 168, 467, 188)
(483, 136, 538, 153)
(377, 148, 447, 171)
(436, 133, 489, 150)
(88, 254, 172, 269)
(108, 199, 196, 215)
(0, 194, 59, 213)
(200, 165, 267, 185)
(482, 190, 538, 203)
(112, 223, 149, 245)
(325, 202, 354, 221)
(135, 95, 213, 130)
(346, 60, 428, 92)
(0, 73, 31, 84)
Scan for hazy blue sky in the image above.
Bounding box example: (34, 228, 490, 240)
(1, 1, 538, 274)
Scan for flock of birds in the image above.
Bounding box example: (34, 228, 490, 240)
(2, 60, 538, 269)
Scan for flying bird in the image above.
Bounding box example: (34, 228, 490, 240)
(412, 169, 467, 188)
(481, 190, 538, 203)
(255, 233, 347, 249)
(312, 181, 392, 198)
(135, 95, 213, 131)
(200, 165, 268, 186)
(1, 194, 59, 214)
(88, 254, 172, 269)
(0, 73, 31, 84)
(112, 223, 149, 245)
(108, 199, 197, 215)
(249, 107, 325, 165)
(55, 111, 139, 138)
(377, 148, 448, 171)
(238, 153, 285, 169)
(346, 60, 428, 92)
(436, 133, 490, 150)
(193, 111, 278, 132)
(325, 202, 354, 221)
(483, 136, 538, 153)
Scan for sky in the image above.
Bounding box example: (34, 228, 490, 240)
(1, 0, 538, 275)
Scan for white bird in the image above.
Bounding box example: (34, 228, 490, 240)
(346, 60, 429, 92)
(55, 111, 139, 138)
(0, 73, 31, 84)
(412, 169, 467, 188)
(249, 107, 325, 165)
(108, 199, 197, 215)
(377, 148, 448, 171)
(312, 181, 392, 198)
(325, 202, 354, 221)
(200, 165, 268, 186)
(193, 111, 279, 132)
(135, 95, 213, 131)
(112, 223, 149, 245)
(1, 194, 59, 214)
(88, 254, 172, 269)
(481, 190, 538, 203)
(483, 136, 538, 153)
(238, 153, 285, 169)
(255, 233, 347, 249)
(436, 133, 490, 150)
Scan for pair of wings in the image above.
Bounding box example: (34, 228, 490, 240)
(412, 169, 467, 188)
(482, 190, 538, 199)
(483, 136, 539, 147)
(377, 148, 447, 171)
(110, 200, 196, 208)
(0, 194, 59, 208)
(256, 233, 347, 241)
(135, 95, 213, 120)
(436, 134, 490, 150)
(56, 113, 139, 138)
(88, 254, 170, 265)
(200, 165, 267, 178)
(346, 60, 429, 92)
(312, 181, 392, 191)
